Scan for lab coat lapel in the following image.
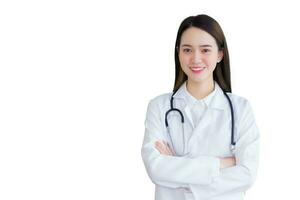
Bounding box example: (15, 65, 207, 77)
(187, 108, 223, 155)
(187, 107, 208, 152)
(172, 81, 230, 156)
(173, 82, 195, 130)
(186, 84, 229, 155)
(167, 100, 193, 155)
(183, 105, 195, 128)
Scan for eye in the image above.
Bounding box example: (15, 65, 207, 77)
(202, 49, 211, 53)
(182, 48, 192, 53)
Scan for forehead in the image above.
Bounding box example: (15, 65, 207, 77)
(180, 27, 217, 47)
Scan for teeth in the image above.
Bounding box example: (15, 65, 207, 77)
(191, 67, 204, 71)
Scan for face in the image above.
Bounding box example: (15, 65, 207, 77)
(178, 27, 223, 84)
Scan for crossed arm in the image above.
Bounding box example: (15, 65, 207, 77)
(155, 140, 236, 169)
(141, 99, 259, 199)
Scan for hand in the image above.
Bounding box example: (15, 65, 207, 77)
(220, 156, 236, 169)
(155, 140, 174, 156)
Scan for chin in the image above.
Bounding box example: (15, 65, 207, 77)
(188, 75, 210, 84)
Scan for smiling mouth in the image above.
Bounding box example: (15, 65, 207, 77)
(190, 67, 206, 73)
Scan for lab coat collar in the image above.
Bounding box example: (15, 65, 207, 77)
(173, 81, 228, 111)
(184, 82, 216, 108)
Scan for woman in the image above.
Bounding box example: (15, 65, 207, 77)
(141, 14, 260, 200)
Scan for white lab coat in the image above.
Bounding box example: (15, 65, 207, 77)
(141, 81, 260, 200)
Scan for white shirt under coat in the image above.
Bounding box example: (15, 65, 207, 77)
(141, 81, 260, 200)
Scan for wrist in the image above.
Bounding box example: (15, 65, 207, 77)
(220, 157, 236, 169)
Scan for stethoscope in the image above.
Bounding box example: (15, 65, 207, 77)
(165, 88, 236, 156)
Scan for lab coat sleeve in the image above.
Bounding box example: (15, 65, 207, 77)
(141, 99, 220, 189)
(189, 100, 260, 199)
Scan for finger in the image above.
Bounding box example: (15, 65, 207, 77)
(156, 141, 169, 155)
(155, 142, 163, 153)
(163, 141, 173, 155)
(155, 141, 160, 147)
(157, 141, 172, 155)
(155, 141, 165, 149)
(162, 141, 171, 154)
(161, 141, 169, 153)
(166, 142, 175, 155)
(155, 145, 163, 154)
(155, 141, 166, 154)
(160, 141, 169, 155)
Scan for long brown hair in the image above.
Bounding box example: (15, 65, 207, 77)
(173, 14, 231, 93)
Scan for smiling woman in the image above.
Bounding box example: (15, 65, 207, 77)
(141, 14, 260, 200)
(178, 27, 224, 97)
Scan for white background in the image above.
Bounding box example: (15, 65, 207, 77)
(1, 0, 300, 199)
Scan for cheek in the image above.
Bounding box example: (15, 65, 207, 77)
(206, 62, 218, 74)
(179, 54, 190, 66)
(206, 55, 218, 67)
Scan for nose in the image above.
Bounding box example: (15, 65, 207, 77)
(191, 50, 202, 64)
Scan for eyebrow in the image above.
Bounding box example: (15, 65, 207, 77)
(180, 44, 213, 48)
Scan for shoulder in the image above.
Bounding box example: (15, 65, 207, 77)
(147, 92, 172, 110)
(225, 92, 256, 125)
(226, 92, 251, 109)
(144, 93, 172, 123)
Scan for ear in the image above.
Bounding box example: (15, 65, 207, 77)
(217, 50, 224, 63)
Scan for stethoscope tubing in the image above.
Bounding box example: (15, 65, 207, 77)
(165, 89, 235, 155)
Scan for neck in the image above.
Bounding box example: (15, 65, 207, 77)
(186, 78, 215, 100)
